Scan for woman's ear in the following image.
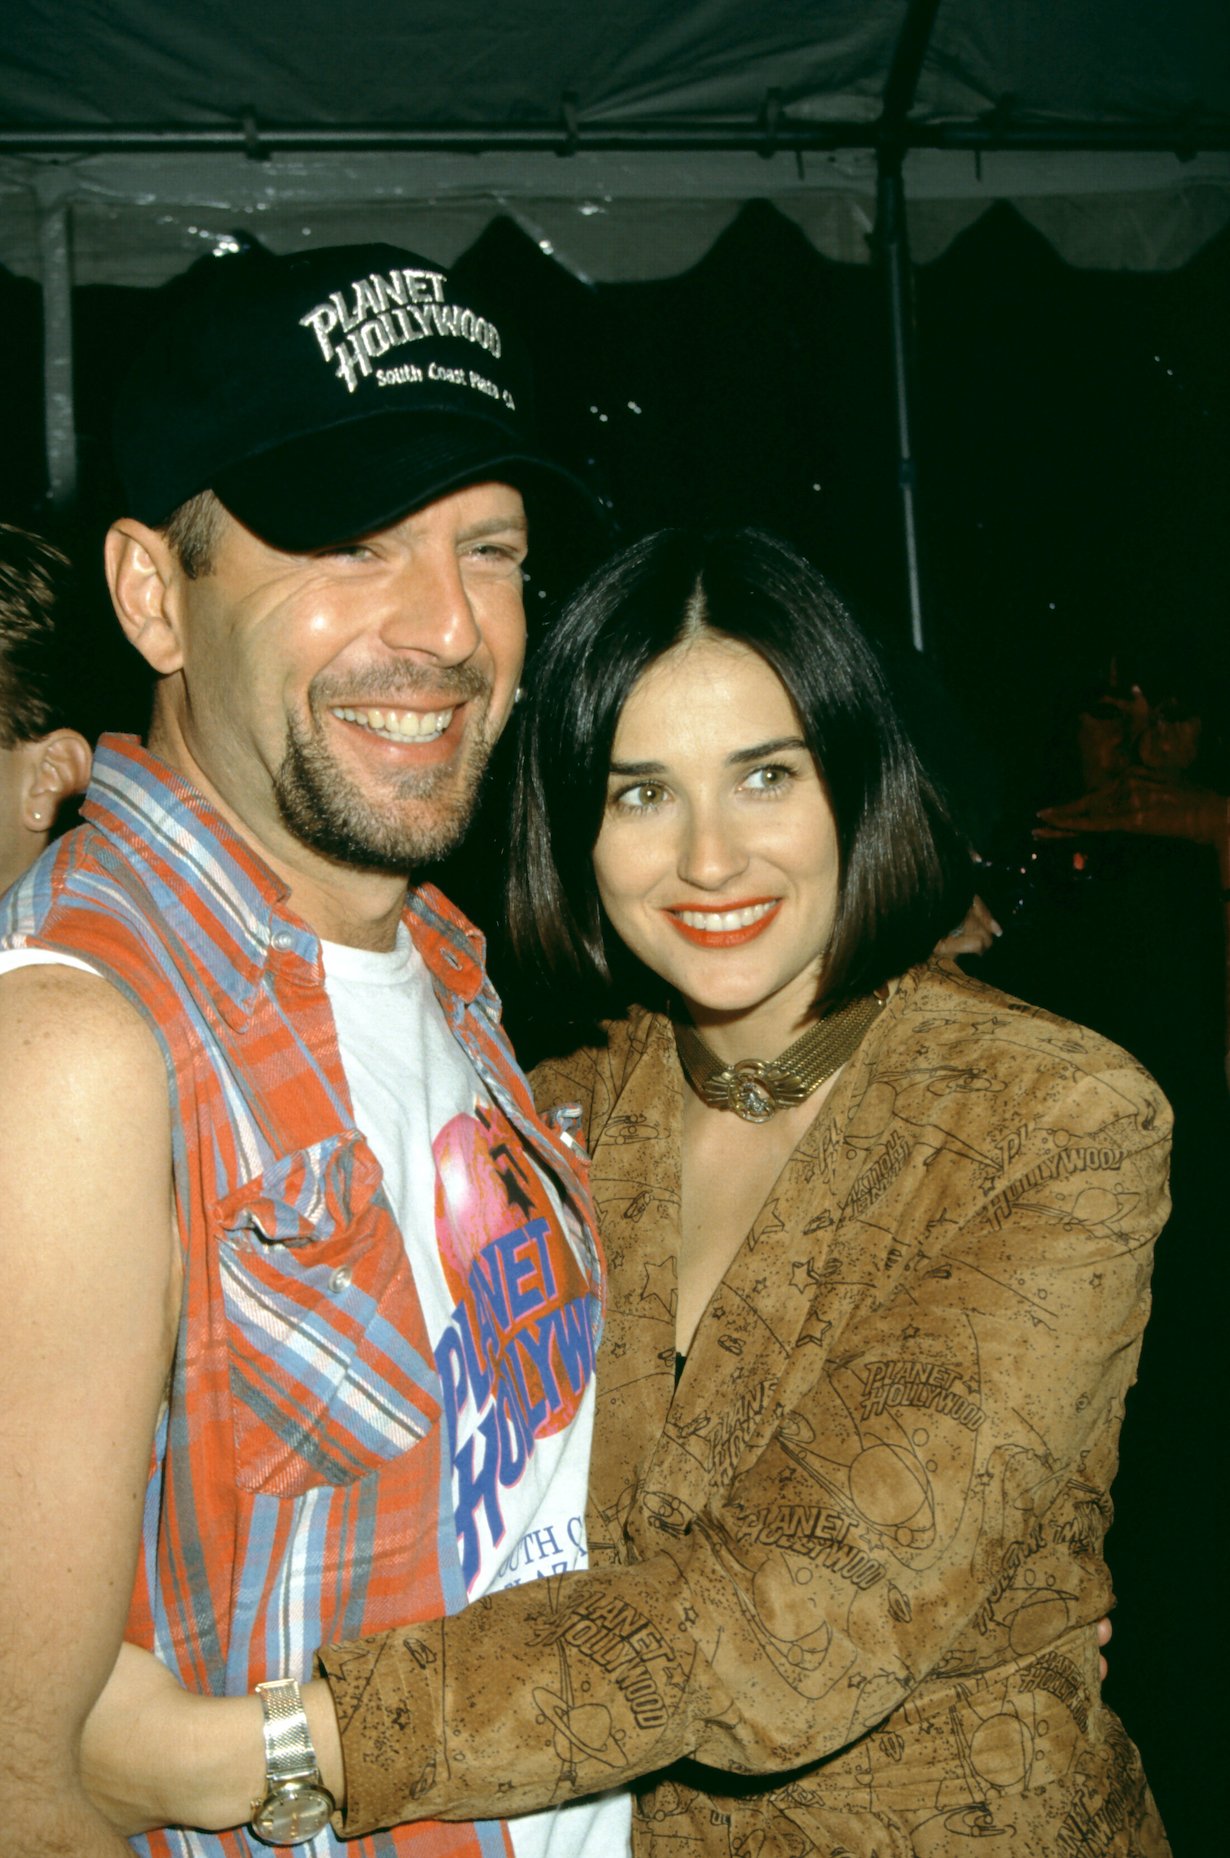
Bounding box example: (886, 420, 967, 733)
(104, 520, 185, 675)
(24, 729, 93, 829)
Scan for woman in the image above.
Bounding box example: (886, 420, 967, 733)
(87, 528, 1170, 1854)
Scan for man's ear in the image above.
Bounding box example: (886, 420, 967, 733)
(104, 519, 186, 675)
(23, 729, 93, 829)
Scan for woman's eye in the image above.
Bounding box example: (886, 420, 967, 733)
(611, 782, 666, 811)
(743, 763, 794, 793)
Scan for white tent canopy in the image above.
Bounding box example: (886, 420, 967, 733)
(3, 0, 1227, 639)
(3, 0, 1228, 283)
(4, 146, 1228, 289)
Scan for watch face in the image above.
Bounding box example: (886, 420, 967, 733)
(253, 1781, 334, 1844)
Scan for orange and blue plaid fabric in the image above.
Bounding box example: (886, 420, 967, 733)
(0, 735, 603, 1858)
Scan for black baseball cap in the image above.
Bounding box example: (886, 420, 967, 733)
(113, 242, 600, 552)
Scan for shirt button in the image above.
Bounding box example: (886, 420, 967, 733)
(330, 1266, 352, 1294)
(271, 930, 294, 952)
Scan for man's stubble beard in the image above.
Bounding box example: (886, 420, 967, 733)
(273, 674, 496, 874)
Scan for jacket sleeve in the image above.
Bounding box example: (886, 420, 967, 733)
(320, 1054, 1170, 1835)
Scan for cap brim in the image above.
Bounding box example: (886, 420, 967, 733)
(213, 412, 604, 554)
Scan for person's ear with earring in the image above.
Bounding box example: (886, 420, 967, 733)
(0, 525, 95, 897)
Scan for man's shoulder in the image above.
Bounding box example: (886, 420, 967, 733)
(2, 855, 173, 1009)
(2, 813, 149, 932)
(0, 961, 166, 1102)
(0, 956, 153, 1026)
(3, 807, 261, 1013)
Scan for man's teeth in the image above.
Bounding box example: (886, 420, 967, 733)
(331, 706, 454, 742)
(675, 902, 776, 932)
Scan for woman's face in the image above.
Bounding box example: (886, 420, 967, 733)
(592, 635, 841, 1044)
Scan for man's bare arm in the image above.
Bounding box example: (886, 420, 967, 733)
(0, 966, 178, 1854)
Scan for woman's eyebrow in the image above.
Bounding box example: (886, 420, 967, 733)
(727, 736, 808, 766)
(608, 737, 808, 778)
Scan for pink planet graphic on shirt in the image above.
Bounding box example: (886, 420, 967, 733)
(433, 1104, 590, 1436)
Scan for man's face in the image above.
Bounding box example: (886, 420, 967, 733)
(164, 481, 528, 884)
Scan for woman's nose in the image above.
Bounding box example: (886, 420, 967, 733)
(676, 806, 749, 890)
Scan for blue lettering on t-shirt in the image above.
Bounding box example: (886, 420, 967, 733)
(469, 1243, 512, 1328)
(495, 1218, 556, 1318)
(505, 1330, 549, 1433)
(435, 1217, 595, 1589)
(437, 1325, 469, 1439)
(453, 1408, 504, 1583)
(517, 1312, 563, 1410)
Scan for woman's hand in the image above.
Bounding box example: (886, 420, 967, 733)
(80, 1643, 264, 1837)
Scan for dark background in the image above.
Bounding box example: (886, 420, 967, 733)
(2, 200, 1226, 1850)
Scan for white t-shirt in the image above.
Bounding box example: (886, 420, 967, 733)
(0, 935, 631, 1857)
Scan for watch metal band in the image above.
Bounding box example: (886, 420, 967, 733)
(256, 1677, 318, 1782)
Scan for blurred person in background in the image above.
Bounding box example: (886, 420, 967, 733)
(0, 522, 93, 892)
(1037, 672, 1229, 1085)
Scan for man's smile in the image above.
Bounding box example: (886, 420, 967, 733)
(329, 704, 456, 744)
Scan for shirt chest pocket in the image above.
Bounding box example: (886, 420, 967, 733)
(214, 1132, 442, 1497)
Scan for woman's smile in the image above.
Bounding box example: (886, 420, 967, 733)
(663, 898, 782, 945)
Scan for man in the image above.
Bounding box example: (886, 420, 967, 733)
(0, 522, 93, 892)
(0, 245, 628, 1857)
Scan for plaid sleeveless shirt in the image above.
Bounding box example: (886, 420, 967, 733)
(0, 736, 604, 1858)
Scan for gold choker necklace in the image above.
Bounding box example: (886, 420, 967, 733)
(673, 991, 885, 1123)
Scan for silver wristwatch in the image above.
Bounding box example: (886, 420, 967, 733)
(251, 1677, 336, 1846)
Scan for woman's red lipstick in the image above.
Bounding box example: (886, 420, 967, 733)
(663, 899, 782, 947)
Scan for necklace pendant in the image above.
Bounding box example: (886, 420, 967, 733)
(730, 1060, 779, 1123)
(706, 1059, 808, 1123)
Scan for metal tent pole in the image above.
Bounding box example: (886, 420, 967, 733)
(33, 171, 78, 508)
(873, 0, 946, 653)
(877, 154, 925, 652)
(2, 121, 1225, 155)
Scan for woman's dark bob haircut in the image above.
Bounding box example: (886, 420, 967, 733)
(508, 527, 973, 1011)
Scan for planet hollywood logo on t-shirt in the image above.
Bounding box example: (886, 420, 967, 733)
(432, 1100, 596, 1591)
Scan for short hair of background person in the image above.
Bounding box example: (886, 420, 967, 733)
(508, 526, 974, 1013)
(0, 522, 93, 893)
